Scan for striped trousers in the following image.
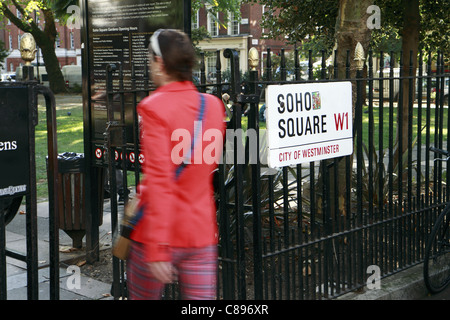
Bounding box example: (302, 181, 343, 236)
(126, 241, 217, 300)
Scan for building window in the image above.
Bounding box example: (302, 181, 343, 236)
(261, 51, 267, 76)
(9, 35, 12, 50)
(261, 5, 268, 38)
(70, 32, 75, 49)
(192, 10, 199, 31)
(228, 12, 239, 36)
(208, 12, 219, 37)
(207, 54, 217, 80)
(55, 33, 61, 48)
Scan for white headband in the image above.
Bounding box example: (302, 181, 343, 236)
(150, 29, 163, 57)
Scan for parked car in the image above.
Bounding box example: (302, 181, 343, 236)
(415, 78, 448, 103)
(372, 68, 401, 100)
(0, 73, 16, 82)
(371, 68, 448, 103)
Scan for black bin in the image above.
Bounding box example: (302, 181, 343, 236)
(54, 152, 103, 248)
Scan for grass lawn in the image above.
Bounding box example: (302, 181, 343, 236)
(35, 94, 84, 200)
(361, 102, 445, 151)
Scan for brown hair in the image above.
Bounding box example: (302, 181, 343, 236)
(151, 29, 195, 82)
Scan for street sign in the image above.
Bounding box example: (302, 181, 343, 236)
(266, 81, 353, 168)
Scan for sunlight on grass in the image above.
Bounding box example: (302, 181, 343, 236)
(362, 104, 446, 150)
(35, 95, 84, 200)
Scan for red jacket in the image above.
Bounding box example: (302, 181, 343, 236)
(131, 81, 225, 262)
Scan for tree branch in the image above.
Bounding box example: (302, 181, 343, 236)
(0, 2, 30, 32)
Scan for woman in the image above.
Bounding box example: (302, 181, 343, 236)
(127, 29, 225, 300)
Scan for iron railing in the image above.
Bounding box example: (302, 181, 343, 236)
(105, 47, 449, 300)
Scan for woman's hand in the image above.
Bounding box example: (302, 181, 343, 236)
(148, 261, 178, 284)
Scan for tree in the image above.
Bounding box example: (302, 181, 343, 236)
(253, 0, 449, 151)
(332, 0, 373, 217)
(249, 0, 450, 214)
(373, 0, 450, 162)
(252, 0, 373, 216)
(248, 0, 338, 48)
(0, 1, 68, 93)
(0, 40, 8, 69)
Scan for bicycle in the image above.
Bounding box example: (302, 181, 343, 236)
(423, 147, 450, 294)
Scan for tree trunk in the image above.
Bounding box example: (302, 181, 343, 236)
(37, 7, 68, 93)
(395, 0, 420, 166)
(36, 34, 68, 93)
(322, 0, 373, 217)
(334, 0, 372, 88)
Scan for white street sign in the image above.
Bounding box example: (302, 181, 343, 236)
(266, 81, 353, 168)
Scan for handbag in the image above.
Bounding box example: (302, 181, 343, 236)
(112, 93, 207, 260)
(112, 196, 142, 260)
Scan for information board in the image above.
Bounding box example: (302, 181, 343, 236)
(0, 87, 30, 197)
(83, 0, 186, 167)
(265, 82, 353, 168)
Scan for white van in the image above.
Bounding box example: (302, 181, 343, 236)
(372, 68, 401, 100)
(0, 73, 16, 82)
(62, 65, 82, 88)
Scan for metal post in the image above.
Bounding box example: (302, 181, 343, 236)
(184, 0, 191, 37)
(223, 48, 246, 299)
(26, 83, 39, 300)
(105, 63, 121, 299)
(0, 205, 5, 299)
(36, 85, 60, 300)
(248, 47, 263, 299)
(354, 42, 365, 285)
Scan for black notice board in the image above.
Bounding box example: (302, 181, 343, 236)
(0, 86, 30, 197)
(82, 0, 188, 167)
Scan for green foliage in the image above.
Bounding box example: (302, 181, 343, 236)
(194, 0, 241, 21)
(245, 0, 338, 47)
(0, 40, 8, 68)
(419, 0, 450, 55)
(369, 25, 402, 53)
(249, 0, 449, 55)
(373, 0, 449, 55)
(191, 26, 211, 57)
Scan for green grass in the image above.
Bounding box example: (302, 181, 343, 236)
(361, 103, 446, 151)
(35, 94, 84, 200)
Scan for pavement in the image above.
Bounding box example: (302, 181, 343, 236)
(338, 263, 450, 300)
(2, 197, 449, 300)
(3, 199, 115, 300)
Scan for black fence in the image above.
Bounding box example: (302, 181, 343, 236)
(105, 47, 449, 300)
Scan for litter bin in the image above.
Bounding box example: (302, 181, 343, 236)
(53, 152, 104, 248)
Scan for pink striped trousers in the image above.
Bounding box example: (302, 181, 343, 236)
(126, 241, 218, 300)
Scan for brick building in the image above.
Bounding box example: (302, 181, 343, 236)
(195, 2, 291, 78)
(0, 8, 81, 74)
(1, 2, 286, 78)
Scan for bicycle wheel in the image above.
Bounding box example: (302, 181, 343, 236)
(424, 206, 450, 294)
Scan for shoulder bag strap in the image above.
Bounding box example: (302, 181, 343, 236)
(175, 93, 206, 180)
